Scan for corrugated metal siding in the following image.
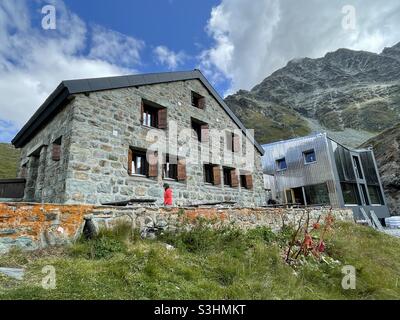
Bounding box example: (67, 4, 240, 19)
(262, 134, 340, 206)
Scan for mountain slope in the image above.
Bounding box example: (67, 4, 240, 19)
(225, 42, 400, 146)
(361, 123, 400, 215)
(0, 143, 20, 179)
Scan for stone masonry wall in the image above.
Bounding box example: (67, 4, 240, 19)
(64, 79, 266, 206)
(0, 202, 354, 254)
(18, 98, 77, 203)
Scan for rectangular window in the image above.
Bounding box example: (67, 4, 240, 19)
(225, 132, 240, 152)
(240, 173, 253, 190)
(353, 156, 364, 179)
(368, 185, 384, 205)
(131, 149, 148, 176)
(276, 158, 287, 171)
(191, 118, 209, 142)
(204, 164, 214, 184)
(223, 167, 232, 187)
(304, 183, 330, 205)
(360, 184, 370, 205)
(128, 148, 158, 177)
(303, 149, 316, 164)
(51, 137, 62, 161)
(191, 91, 205, 109)
(141, 100, 167, 129)
(341, 182, 361, 205)
(142, 103, 158, 127)
(163, 154, 178, 180)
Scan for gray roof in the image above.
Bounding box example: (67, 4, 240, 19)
(12, 69, 264, 154)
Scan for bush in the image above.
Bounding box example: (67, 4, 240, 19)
(70, 221, 133, 259)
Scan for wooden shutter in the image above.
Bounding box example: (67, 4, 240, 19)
(201, 124, 209, 143)
(128, 148, 133, 175)
(158, 108, 167, 129)
(140, 100, 144, 124)
(177, 158, 187, 181)
(52, 144, 61, 161)
(148, 152, 158, 177)
(213, 166, 221, 186)
(233, 134, 241, 153)
(198, 97, 206, 109)
(245, 175, 253, 190)
(231, 169, 239, 187)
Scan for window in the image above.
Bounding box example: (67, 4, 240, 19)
(162, 154, 187, 181)
(163, 154, 178, 180)
(131, 149, 147, 176)
(141, 100, 167, 129)
(191, 118, 209, 142)
(223, 167, 239, 188)
(204, 164, 214, 184)
(240, 174, 253, 190)
(128, 148, 158, 177)
(191, 91, 205, 109)
(341, 182, 361, 205)
(353, 156, 364, 179)
(52, 137, 62, 161)
(368, 185, 384, 205)
(304, 183, 330, 205)
(276, 158, 287, 171)
(223, 167, 232, 187)
(303, 149, 316, 164)
(360, 184, 370, 205)
(226, 131, 240, 153)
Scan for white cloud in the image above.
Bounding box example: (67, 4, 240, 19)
(200, 0, 400, 94)
(89, 25, 145, 66)
(153, 45, 186, 70)
(0, 0, 144, 142)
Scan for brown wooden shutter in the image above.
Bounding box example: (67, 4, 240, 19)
(198, 97, 206, 109)
(177, 158, 187, 181)
(245, 175, 253, 190)
(52, 144, 61, 161)
(128, 148, 133, 175)
(148, 152, 158, 177)
(158, 108, 167, 129)
(140, 100, 144, 124)
(201, 124, 209, 143)
(231, 169, 239, 187)
(213, 166, 221, 186)
(233, 134, 240, 153)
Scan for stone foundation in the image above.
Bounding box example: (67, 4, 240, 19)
(0, 202, 354, 254)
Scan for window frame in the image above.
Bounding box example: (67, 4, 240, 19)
(276, 157, 287, 171)
(204, 164, 214, 184)
(223, 167, 233, 187)
(131, 149, 148, 177)
(142, 103, 159, 128)
(162, 154, 178, 181)
(191, 91, 205, 109)
(303, 149, 317, 164)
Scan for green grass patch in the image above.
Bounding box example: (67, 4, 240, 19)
(0, 143, 20, 179)
(1, 222, 400, 300)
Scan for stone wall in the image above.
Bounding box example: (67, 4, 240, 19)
(18, 98, 77, 203)
(18, 79, 266, 206)
(0, 202, 354, 254)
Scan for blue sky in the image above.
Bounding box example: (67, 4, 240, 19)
(1, 0, 400, 143)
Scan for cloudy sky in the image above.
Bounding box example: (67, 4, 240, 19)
(1, 0, 400, 143)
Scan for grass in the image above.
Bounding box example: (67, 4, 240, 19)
(0, 143, 20, 179)
(0, 221, 400, 300)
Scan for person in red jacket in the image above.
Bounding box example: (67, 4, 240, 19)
(163, 183, 173, 206)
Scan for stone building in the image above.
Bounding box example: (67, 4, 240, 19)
(12, 70, 266, 206)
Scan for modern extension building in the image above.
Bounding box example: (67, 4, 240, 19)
(11, 70, 266, 206)
(262, 133, 390, 220)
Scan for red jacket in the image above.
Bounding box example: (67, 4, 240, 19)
(164, 188, 173, 205)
